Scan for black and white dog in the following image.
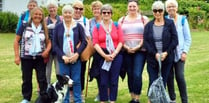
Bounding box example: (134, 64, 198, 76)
(35, 74, 73, 103)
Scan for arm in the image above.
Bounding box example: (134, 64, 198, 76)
(14, 35, 21, 65)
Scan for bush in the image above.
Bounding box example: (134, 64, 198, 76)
(0, 12, 18, 33)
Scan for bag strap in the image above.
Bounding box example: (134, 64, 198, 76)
(181, 15, 186, 26)
(83, 16, 86, 27)
(158, 54, 162, 77)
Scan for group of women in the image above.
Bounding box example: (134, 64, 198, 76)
(14, 0, 191, 103)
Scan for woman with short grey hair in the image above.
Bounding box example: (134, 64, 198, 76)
(100, 4, 113, 14)
(165, 0, 192, 103)
(45, 0, 62, 87)
(143, 1, 178, 102)
(53, 4, 87, 103)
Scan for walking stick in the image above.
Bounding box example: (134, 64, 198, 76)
(85, 57, 92, 97)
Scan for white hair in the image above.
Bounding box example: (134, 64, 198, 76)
(62, 5, 74, 14)
(152, 1, 165, 11)
(46, 0, 58, 9)
(165, 0, 178, 8)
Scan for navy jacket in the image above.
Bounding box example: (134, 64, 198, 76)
(143, 18, 178, 68)
(53, 22, 87, 62)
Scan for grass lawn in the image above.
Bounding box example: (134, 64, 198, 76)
(0, 31, 209, 103)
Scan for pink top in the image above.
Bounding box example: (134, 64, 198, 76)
(92, 23, 124, 49)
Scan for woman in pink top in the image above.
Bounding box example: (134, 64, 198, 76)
(92, 4, 123, 103)
(118, 0, 149, 103)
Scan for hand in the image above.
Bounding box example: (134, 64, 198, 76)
(62, 55, 70, 64)
(42, 51, 49, 59)
(69, 53, 79, 64)
(155, 53, 161, 61)
(181, 52, 187, 61)
(14, 56, 21, 65)
(104, 54, 113, 62)
(47, 24, 55, 29)
(161, 52, 168, 61)
(127, 47, 135, 54)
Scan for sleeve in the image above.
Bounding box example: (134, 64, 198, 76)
(53, 24, 65, 58)
(85, 18, 91, 37)
(16, 23, 25, 36)
(16, 15, 23, 33)
(92, 25, 99, 46)
(77, 23, 87, 55)
(182, 18, 192, 53)
(166, 21, 178, 54)
(143, 23, 157, 56)
(117, 25, 124, 43)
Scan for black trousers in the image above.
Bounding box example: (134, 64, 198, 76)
(21, 57, 47, 101)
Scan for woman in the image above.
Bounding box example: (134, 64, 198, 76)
(53, 5, 87, 103)
(165, 0, 192, 103)
(92, 4, 124, 103)
(143, 1, 178, 101)
(45, 0, 62, 87)
(118, 0, 149, 102)
(72, 1, 91, 102)
(89, 0, 103, 102)
(16, 0, 38, 33)
(14, 7, 51, 103)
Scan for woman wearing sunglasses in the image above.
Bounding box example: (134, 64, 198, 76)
(143, 1, 178, 102)
(165, 0, 192, 103)
(118, 0, 149, 102)
(92, 4, 124, 103)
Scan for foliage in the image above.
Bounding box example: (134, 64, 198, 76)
(0, 12, 18, 33)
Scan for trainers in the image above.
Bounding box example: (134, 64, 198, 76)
(170, 100, 176, 103)
(82, 95, 85, 103)
(94, 94, 100, 102)
(20, 99, 30, 103)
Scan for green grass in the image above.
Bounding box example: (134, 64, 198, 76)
(0, 31, 209, 103)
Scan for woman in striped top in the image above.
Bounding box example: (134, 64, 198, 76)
(118, 0, 149, 103)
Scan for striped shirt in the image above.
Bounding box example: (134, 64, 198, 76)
(119, 15, 148, 48)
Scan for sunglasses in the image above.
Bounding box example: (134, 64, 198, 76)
(74, 7, 83, 11)
(102, 11, 112, 15)
(153, 9, 163, 13)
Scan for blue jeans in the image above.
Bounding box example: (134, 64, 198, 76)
(59, 60, 82, 103)
(167, 60, 188, 103)
(124, 51, 146, 95)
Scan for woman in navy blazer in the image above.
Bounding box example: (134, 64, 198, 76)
(53, 5, 87, 103)
(143, 1, 178, 91)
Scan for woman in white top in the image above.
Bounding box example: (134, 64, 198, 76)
(118, 0, 149, 103)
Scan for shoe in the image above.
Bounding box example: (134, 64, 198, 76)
(94, 94, 100, 102)
(170, 100, 176, 103)
(20, 99, 30, 103)
(82, 95, 85, 103)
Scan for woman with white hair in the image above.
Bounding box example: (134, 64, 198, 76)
(143, 1, 178, 102)
(45, 0, 62, 87)
(53, 5, 87, 103)
(165, 0, 192, 103)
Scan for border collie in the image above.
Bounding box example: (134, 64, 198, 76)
(35, 74, 73, 103)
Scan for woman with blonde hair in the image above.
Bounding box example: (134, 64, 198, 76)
(14, 7, 51, 103)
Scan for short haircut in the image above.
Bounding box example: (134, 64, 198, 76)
(28, 0, 38, 6)
(152, 1, 165, 11)
(128, 0, 139, 5)
(165, 0, 178, 8)
(100, 4, 113, 14)
(91, 0, 103, 9)
(62, 5, 74, 14)
(72, 0, 84, 8)
(46, 0, 58, 10)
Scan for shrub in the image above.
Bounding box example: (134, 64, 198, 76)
(0, 12, 18, 33)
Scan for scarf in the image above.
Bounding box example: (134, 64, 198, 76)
(63, 20, 75, 57)
(101, 20, 115, 71)
(29, 22, 42, 56)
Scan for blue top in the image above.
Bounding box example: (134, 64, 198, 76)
(53, 22, 87, 62)
(144, 18, 178, 67)
(89, 17, 97, 35)
(166, 14, 192, 62)
(16, 10, 30, 33)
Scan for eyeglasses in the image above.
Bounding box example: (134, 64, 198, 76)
(102, 11, 112, 15)
(74, 7, 83, 11)
(153, 9, 163, 13)
(167, 6, 176, 8)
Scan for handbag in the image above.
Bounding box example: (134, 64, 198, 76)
(148, 55, 170, 103)
(77, 37, 95, 61)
